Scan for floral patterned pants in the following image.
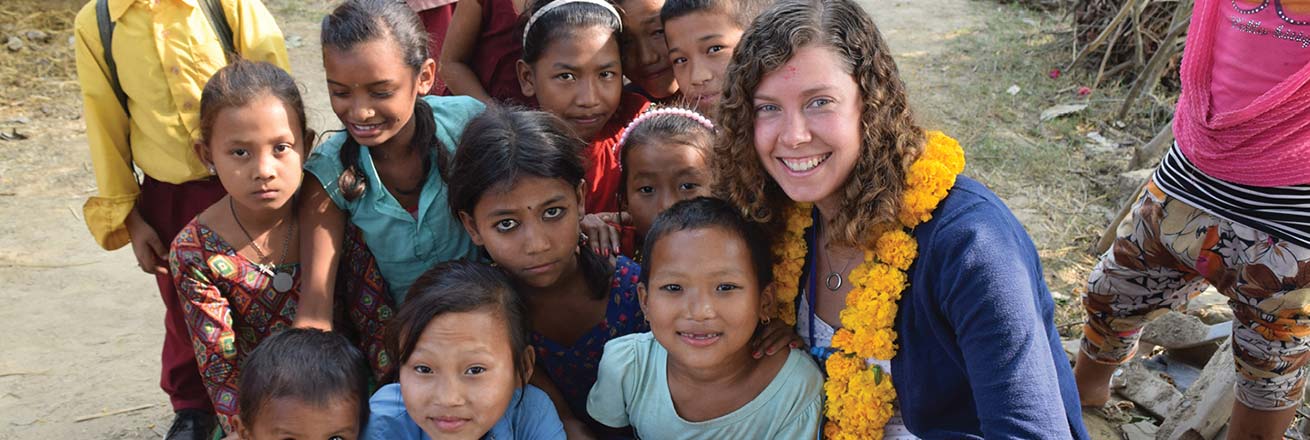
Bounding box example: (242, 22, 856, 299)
(1081, 180, 1310, 410)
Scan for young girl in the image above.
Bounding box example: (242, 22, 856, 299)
(587, 197, 824, 439)
(617, 0, 680, 103)
(365, 260, 565, 439)
(169, 59, 312, 434)
(1077, 0, 1310, 437)
(584, 107, 715, 258)
(447, 106, 647, 436)
(438, 0, 532, 105)
(298, 0, 485, 335)
(515, 0, 651, 215)
(715, 0, 1089, 438)
(234, 328, 371, 440)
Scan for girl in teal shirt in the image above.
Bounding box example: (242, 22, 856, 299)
(298, 0, 483, 337)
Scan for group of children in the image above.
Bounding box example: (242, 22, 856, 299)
(80, 0, 822, 438)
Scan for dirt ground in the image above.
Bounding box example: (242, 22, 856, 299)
(0, 0, 1128, 438)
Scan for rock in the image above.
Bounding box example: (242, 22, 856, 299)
(1039, 103, 1087, 121)
(1085, 131, 1120, 154)
(1156, 339, 1236, 440)
(1006, 84, 1021, 96)
(24, 30, 49, 43)
(7, 36, 24, 52)
(1051, 290, 1070, 302)
(1122, 421, 1160, 440)
(286, 35, 304, 49)
(1142, 311, 1230, 350)
(1118, 168, 1154, 197)
(1062, 339, 1080, 361)
(6, 116, 30, 125)
(1112, 361, 1183, 418)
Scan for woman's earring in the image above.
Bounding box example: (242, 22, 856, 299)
(207, 164, 216, 175)
(762, 316, 772, 325)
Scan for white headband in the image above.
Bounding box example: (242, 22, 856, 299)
(616, 107, 716, 167)
(522, 0, 623, 48)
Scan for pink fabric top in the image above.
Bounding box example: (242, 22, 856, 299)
(1175, 0, 1310, 186)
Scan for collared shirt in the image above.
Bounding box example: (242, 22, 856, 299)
(74, 0, 289, 250)
(303, 95, 485, 303)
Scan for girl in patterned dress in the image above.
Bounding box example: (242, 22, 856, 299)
(167, 60, 310, 434)
(447, 106, 646, 438)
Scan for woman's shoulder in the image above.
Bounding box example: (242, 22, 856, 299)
(920, 175, 1027, 239)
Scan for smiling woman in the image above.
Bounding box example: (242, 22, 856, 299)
(714, 0, 1091, 438)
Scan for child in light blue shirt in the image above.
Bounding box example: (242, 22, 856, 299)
(587, 198, 824, 439)
(365, 260, 565, 440)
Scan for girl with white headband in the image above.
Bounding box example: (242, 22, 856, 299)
(515, 0, 651, 217)
(583, 107, 715, 260)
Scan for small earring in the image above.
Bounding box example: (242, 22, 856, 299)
(206, 165, 216, 175)
(762, 316, 772, 325)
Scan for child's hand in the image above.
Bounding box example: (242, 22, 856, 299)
(751, 319, 803, 359)
(581, 212, 627, 257)
(126, 207, 168, 276)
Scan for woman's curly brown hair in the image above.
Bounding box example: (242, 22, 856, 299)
(714, 0, 925, 247)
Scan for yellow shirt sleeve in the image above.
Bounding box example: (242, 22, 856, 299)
(74, 3, 138, 251)
(227, 0, 290, 71)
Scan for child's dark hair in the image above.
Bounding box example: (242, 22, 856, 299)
(618, 107, 715, 200)
(639, 197, 773, 286)
(198, 59, 308, 145)
(322, 0, 444, 201)
(447, 105, 614, 300)
(238, 328, 370, 430)
(386, 260, 531, 384)
(660, 0, 774, 29)
(522, 0, 623, 64)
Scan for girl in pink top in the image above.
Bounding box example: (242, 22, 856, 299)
(1076, 1, 1310, 438)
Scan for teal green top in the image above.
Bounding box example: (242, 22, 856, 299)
(586, 333, 825, 440)
(303, 95, 484, 303)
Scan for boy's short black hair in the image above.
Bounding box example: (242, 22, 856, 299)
(639, 197, 773, 286)
(238, 328, 370, 429)
(660, 0, 774, 29)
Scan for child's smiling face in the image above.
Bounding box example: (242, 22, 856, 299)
(640, 226, 771, 371)
(198, 94, 305, 213)
(236, 396, 359, 440)
(618, 0, 678, 100)
(399, 308, 525, 440)
(663, 11, 744, 117)
(624, 141, 711, 239)
(324, 38, 434, 150)
(518, 26, 623, 141)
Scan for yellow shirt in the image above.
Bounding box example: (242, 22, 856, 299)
(74, 0, 289, 250)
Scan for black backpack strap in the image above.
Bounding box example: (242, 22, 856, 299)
(198, 0, 236, 61)
(95, 0, 130, 117)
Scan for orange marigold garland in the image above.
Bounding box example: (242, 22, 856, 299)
(772, 131, 965, 440)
